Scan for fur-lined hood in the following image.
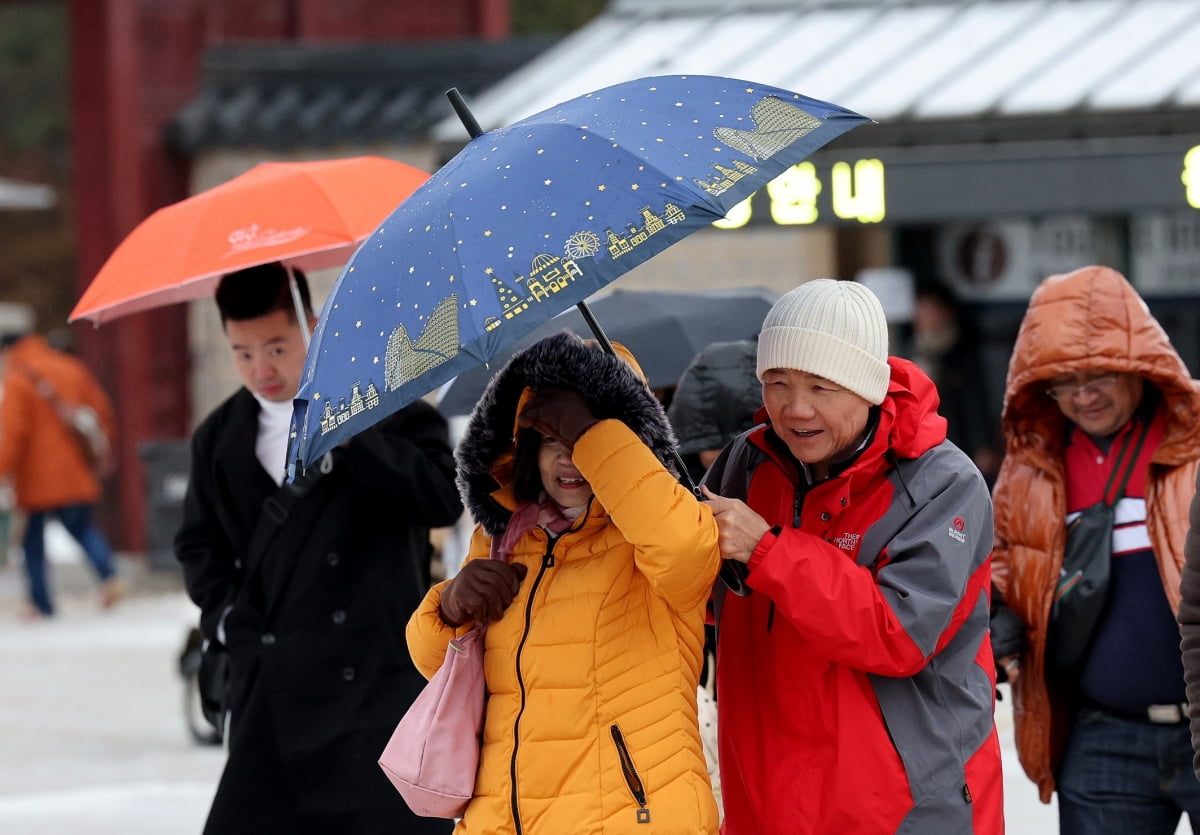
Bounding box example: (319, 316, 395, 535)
(456, 331, 679, 536)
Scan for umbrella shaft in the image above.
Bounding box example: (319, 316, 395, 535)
(285, 265, 311, 349)
(574, 301, 698, 495)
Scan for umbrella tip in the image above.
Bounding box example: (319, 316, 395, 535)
(446, 88, 483, 140)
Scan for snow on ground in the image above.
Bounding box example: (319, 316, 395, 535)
(0, 556, 1187, 834)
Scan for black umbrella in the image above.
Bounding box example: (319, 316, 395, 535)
(435, 287, 776, 417)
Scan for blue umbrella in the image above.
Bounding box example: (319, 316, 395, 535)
(289, 74, 869, 473)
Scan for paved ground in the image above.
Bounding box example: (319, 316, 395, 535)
(0, 554, 224, 834)
(0, 546, 1185, 834)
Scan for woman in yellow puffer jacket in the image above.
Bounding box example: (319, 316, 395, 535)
(407, 332, 722, 834)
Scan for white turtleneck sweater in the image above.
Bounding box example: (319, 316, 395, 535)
(252, 394, 294, 486)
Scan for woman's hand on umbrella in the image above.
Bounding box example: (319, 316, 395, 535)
(439, 560, 530, 626)
(518, 387, 598, 450)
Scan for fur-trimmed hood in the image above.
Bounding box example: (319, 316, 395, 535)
(456, 331, 679, 536)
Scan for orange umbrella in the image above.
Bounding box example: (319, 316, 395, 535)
(70, 156, 430, 325)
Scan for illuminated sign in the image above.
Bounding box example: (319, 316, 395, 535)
(1185, 146, 1200, 210)
(714, 158, 886, 229)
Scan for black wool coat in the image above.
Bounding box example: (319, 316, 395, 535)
(176, 389, 462, 835)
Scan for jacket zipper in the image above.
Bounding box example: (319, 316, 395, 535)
(509, 538, 557, 835)
(610, 724, 651, 823)
(766, 487, 806, 633)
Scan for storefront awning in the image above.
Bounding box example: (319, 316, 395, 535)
(438, 0, 1200, 137)
(432, 0, 1200, 219)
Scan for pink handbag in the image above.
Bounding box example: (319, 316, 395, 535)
(378, 624, 485, 818)
(381, 506, 539, 817)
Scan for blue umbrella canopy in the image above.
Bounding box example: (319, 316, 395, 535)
(289, 74, 869, 472)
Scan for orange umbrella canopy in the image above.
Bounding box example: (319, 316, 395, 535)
(70, 156, 430, 325)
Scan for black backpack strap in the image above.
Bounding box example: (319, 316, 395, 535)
(242, 454, 329, 577)
(705, 433, 764, 621)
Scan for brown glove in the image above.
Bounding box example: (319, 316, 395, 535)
(518, 387, 599, 450)
(439, 560, 529, 626)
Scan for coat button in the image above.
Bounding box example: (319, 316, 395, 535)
(840, 498, 847, 506)
(342, 666, 356, 682)
(326, 552, 340, 566)
(820, 512, 831, 521)
(261, 633, 276, 645)
(331, 609, 347, 625)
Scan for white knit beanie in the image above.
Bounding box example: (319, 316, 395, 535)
(756, 278, 890, 404)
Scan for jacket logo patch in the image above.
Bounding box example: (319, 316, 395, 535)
(949, 517, 967, 543)
(834, 532, 861, 552)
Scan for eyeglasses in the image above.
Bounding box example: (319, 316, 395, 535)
(1045, 373, 1121, 401)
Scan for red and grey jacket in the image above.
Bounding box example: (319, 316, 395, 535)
(706, 357, 1003, 835)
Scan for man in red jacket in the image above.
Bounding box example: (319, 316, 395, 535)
(703, 278, 1002, 833)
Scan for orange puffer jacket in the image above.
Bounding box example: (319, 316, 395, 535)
(0, 335, 116, 510)
(408, 333, 721, 834)
(992, 265, 1200, 803)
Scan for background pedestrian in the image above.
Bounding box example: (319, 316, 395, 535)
(0, 308, 120, 619)
(992, 264, 1200, 833)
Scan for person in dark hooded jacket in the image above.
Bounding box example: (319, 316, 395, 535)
(407, 332, 722, 834)
(667, 337, 761, 485)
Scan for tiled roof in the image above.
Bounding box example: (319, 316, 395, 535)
(169, 38, 556, 154)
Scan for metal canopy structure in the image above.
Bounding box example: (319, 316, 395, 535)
(0, 177, 55, 211)
(438, 0, 1200, 138)
(430, 0, 1200, 221)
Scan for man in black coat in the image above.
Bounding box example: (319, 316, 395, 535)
(175, 263, 462, 835)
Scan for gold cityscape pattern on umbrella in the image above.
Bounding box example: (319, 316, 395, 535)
(315, 95, 828, 435)
(317, 294, 458, 435)
(384, 293, 461, 390)
(318, 380, 382, 436)
(713, 97, 823, 162)
(692, 160, 758, 197)
(603, 203, 686, 257)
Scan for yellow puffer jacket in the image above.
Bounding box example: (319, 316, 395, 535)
(408, 333, 722, 834)
(992, 265, 1200, 802)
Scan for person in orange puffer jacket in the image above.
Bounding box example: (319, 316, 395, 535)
(0, 328, 121, 618)
(992, 265, 1200, 834)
